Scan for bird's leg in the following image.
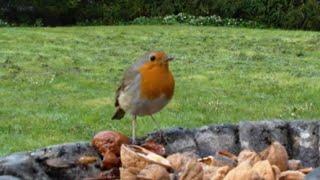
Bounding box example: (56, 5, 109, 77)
(150, 115, 167, 144)
(132, 115, 137, 144)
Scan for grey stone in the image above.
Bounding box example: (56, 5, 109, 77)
(288, 121, 319, 167)
(0, 176, 21, 180)
(194, 124, 239, 157)
(31, 142, 102, 180)
(0, 142, 103, 180)
(145, 127, 198, 155)
(239, 120, 290, 153)
(305, 167, 320, 180)
(0, 153, 49, 180)
(31, 142, 97, 160)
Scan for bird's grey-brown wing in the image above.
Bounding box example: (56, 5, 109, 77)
(114, 66, 139, 107)
(112, 57, 148, 120)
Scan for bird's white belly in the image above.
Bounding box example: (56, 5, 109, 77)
(119, 92, 170, 116)
(133, 94, 170, 116)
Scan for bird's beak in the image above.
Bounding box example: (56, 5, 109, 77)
(166, 56, 175, 62)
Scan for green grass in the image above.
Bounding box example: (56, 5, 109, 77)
(0, 25, 320, 156)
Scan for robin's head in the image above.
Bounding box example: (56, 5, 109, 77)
(145, 51, 174, 65)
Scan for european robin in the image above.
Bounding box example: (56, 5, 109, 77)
(112, 51, 175, 143)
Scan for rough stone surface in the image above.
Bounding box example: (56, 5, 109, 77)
(239, 120, 290, 153)
(194, 124, 239, 157)
(144, 127, 198, 155)
(289, 121, 319, 167)
(33, 142, 102, 180)
(0, 153, 48, 180)
(0, 142, 102, 180)
(0, 176, 21, 180)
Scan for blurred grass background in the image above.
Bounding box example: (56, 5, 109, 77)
(0, 25, 320, 156)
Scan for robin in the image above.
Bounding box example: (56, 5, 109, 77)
(112, 51, 175, 143)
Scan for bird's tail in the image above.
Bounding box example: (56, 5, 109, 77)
(111, 108, 125, 120)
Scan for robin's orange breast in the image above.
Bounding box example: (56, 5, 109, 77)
(139, 63, 174, 100)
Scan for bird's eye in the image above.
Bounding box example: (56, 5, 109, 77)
(150, 55, 156, 61)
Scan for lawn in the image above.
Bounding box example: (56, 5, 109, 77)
(0, 25, 320, 156)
